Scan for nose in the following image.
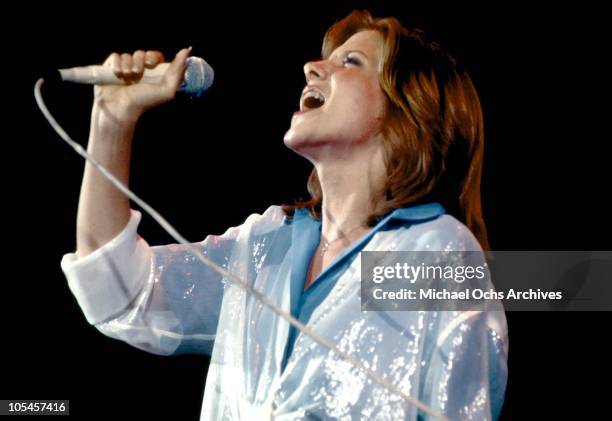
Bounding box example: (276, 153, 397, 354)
(303, 60, 328, 83)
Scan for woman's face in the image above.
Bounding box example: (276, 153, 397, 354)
(284, 30, 387, 158)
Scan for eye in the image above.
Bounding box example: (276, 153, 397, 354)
(342, 54, 361, 67)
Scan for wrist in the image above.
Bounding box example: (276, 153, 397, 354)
(88, 107, 138, 153)
(91, 99, 142, 134)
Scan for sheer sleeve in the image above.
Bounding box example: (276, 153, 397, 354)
(414, 215, 509, 420)
(61, 209, 245, 356)
(418, 310, 508, 420)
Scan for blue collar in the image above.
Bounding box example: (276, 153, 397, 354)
(293, 202, 445, 226)
(384, 202, 446, 223)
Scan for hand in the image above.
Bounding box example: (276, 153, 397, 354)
(93, 47, 191, 127)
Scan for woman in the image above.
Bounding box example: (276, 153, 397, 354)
(61, 10, 508, 420)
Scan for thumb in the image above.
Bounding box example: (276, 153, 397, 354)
(161, 47, 192, 92)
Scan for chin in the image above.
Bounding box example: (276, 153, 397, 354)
(283, 131, 319, 163)
(283, 127, 306, 150)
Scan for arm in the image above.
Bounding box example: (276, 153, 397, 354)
(63, 47, 226, 355)
(63, 202, 284, 356)
(76, 48, 190, 258)
(415, 215, 509, 420)
(63, 209, 243, 356)
(418, 310, 508, 420)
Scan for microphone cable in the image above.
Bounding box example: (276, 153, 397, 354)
(34, 77, 449, 421)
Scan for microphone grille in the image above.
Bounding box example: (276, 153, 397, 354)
(181, 56, 214, 97)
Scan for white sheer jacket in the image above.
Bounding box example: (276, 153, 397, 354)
(61, 204, 509, 420)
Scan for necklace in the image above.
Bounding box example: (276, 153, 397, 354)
(320, 224, 366, 256)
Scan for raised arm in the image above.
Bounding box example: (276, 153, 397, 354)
(76, 48, 190, 257)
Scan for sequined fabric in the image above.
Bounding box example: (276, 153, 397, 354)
(61, 204, 508, 420)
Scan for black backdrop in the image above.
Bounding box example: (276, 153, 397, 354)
(3, 1, 609, 419)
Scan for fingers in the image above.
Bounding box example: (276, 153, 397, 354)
(94, 47, 192, 115)
(120, 53, 134, 80)
(144, 51, 164, 68)
(103, 50, 168, 83)
(108, 53, 121, 75)
(132, 50, 145, 75)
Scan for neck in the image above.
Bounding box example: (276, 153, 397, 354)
(314, 143, 386, 242)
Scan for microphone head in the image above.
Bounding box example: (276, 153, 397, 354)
(181, 56, 214, 97)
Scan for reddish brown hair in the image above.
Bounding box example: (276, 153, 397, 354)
(282, 10, 489, 251)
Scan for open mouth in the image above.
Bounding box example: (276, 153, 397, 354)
(300, 90, 326, 112)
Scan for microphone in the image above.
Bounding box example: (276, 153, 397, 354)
(48, 56, 214, 97)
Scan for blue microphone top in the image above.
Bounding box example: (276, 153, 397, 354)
(181, 56, 215, 98)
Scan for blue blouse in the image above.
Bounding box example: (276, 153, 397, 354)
(283, 203, 447, 371)
(61, 202, 508, 420)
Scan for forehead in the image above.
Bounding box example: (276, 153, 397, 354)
(332, 29, 384, 59)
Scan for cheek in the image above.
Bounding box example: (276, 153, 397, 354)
(341, 76, 385, 119)
(341, 84, 385, 130)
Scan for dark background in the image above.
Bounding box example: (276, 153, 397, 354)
(3, 1, 609, 419)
